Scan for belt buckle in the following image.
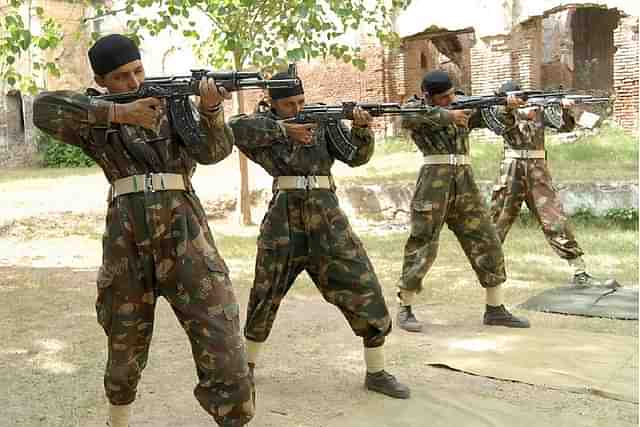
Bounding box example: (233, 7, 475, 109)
(295, 176, 307, 190)
(144, 173, 155, 193)
(307, 176, 319, 190)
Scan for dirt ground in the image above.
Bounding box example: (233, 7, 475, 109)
(1, 170, 638, 427)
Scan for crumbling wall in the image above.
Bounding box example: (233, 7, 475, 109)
(470, 35, 512, 142)
(0, 96, 37, 168)
(402, 38, 439, 100)
(613, 15, 639, 134)
(470, 35, 512, 95)
(510, 18, 543, 90)
(542, 8, 574, 89)
(572, 7, 620, 91)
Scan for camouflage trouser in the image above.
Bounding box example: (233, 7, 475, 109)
(96, 191, 254, 426)
(244, 189, 391, 348)
(399, 165, 506, 293)
(490, 159, 584, 260)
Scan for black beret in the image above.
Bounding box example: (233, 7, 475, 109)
(89, 34, 141, 76)
(421, 70, 453, 96)
(498, 80, 522, 95)
(269, 72, 304, 100)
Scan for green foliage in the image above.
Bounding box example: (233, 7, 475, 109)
(98, 0, 410, 73)
(376, 137, 416, 155)
(37, 131, 95, 168)
(519, 207, 638, 230)
(0, 0, 63, 93)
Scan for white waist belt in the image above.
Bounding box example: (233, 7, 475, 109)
(274, 175, 333, 190)
(504, 149, 546, 159)
(111, 173, 186, 198)
(423, 154, 471, 165)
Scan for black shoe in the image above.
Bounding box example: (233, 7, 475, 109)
(365, 370, 411, 399)
(483, 304, 530, 328)
(571, 272, 621, 289)
(397, 305, 423, 332)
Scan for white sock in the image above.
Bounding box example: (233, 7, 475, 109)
(246, 339, 262, 365)
(397, 289, 416, 306)
(108, 403, 131, 427)
(568, 257, 587, 275)
(364, 346, 385, 373)
(485, 285, 504, 307)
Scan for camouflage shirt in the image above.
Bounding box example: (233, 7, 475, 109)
(400, 99, 485, 156)
(499, 106, 576, 150)
(33, 91, 234, 182)
(229, 109, 375, 176)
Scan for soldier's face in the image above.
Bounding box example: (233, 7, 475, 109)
(95, 60, 145, 94)
(428, 89, 456, 107)
(271, 94, 305, 119)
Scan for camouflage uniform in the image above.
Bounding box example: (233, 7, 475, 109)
(229, 110, 391, 349)
(490, 106, 584, 260)
(399, 101, 506, 293)
(33, 91, 254, 426)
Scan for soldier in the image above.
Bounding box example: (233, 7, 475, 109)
(395, 70, 530, 333)
(228, 74, 410, 399)
(490, 80, 612, 286)
(33, 34, 254, 427)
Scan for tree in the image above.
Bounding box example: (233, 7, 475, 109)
(101, 0, 410, 225)
(0, 0, 62, 94)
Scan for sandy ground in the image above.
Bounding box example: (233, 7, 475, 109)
(0, 166, 638, 427)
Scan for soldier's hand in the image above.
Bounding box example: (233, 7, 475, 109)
(560, 98, 575, 108)
(199, 77, 231, 111)
(352, 106, 372, 127)
(506, 94, 526, 108)
(114, 97, 162, 131)
(283, 123, 317, 145)
(450, 109, 471, 128)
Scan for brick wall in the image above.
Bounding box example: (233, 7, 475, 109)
(470, 35, 512, 142)
(542, 8, 574, 89)
(613, 16, 639, 134)
(510, 19, 543, 90)
(471, 35, 512, 96)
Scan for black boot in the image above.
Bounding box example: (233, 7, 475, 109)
(365, 370, 411, 399)
(571, 272, 620, 289)
(483, 304, 530, 328)
(397, 305, 423, 332)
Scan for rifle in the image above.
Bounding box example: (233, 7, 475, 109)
(448, 91, 569, 135)
(526, 95, 611, 129)
(284, 102, 432, 160)
(94, 64, 300, 147)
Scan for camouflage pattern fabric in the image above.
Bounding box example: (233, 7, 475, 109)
(399, 101, 506, 293)
(490, 106, 584, 260)
(33, 91, 254, 426)
(229, 109, 391, 348)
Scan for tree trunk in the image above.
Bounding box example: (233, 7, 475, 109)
(233, 52, 253, 225)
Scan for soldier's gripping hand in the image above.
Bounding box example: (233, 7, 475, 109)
(281, 122, 317, 145)
(112, 97, 162, 131)
(449, 109, 472, 128)
(560, 98, 575, 108)
(352, 106, 372, 128)
(506, 94, 526, 109)
(199, 77, 232, 111)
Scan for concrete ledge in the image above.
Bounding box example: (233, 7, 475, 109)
(203, 181, 638, 221)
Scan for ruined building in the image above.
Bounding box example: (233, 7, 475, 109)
(1, 1, 638, 167)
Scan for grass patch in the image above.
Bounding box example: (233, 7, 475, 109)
(217, 219, 638, 338)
